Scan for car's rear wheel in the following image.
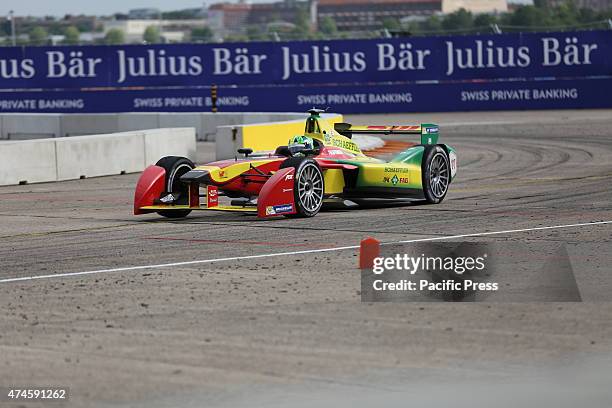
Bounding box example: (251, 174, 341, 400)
(422, 146, 450, 204)
(280, 157, 324, 217)
(155, 156, 194, 218)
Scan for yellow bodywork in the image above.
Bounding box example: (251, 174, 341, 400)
(357, 162, 422, 189)
(323, 169, 345, 194)
(194, 160, 274, 183)
(140, 205, 257, 212)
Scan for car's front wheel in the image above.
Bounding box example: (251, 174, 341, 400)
(155, 156, 195, 218)
(422, 146, 450, 204)
(280, 157, 324, 217)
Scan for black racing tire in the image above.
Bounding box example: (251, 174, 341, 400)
(422, 146, 450, 204)
(279, 157, 324, 218)
(155, 156, 195, 218)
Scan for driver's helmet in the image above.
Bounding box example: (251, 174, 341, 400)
(288, 135, 314, 150)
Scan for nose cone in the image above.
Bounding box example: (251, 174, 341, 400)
(180, 169, 211, 184)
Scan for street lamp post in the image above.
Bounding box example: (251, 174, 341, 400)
(9, 10, 16, 46)
(158, 10, 164, 43)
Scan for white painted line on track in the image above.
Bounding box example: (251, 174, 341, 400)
(0, 220, 611, 284)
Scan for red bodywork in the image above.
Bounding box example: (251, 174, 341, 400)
(256, 167, 297, 217)
(134, 165, 166, 215)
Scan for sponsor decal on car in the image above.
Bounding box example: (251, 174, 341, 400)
(285, 174, 294, 181)
(265, 204, 293, 215)
(274, 204, 293, 214)
(383, 174, 409, 185)
(384, 167, 410, 174)
(425, 126, 439, 134)
(331, 138, 360, 153)
(207, 185, 218, 208)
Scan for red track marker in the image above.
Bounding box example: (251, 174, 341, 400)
(359, 237, 380, 269)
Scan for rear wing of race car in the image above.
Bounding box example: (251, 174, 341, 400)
(334, 123, 439, 145)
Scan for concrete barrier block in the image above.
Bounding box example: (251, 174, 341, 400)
(200, 113, 234, 142)
(206, 113, 302, 144)
(144, 128, 197, 164)
(239, 113, 304, 126)
(268, 113, 307, 123)
(158, 113, 203, 140)
(0, 139, 57, 185)
(60, 114, 120, 137)
(203, 113, 300, 142)
(240, 113, 272, 125)
(0, 112, 339, 185)
(117, 113, 160, 132)
(55, 132, 145, 180)
(1, 114, 61, 139)
(216, 126, 242, 160)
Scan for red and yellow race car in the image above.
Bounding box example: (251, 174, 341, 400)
(134, 109, 457, 219)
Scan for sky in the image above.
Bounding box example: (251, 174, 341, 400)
(2, 0, 532, 18)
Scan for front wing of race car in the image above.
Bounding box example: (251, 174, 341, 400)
(135, 165, 299, 218)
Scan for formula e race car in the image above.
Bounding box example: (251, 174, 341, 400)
(134, 109, 457, 219)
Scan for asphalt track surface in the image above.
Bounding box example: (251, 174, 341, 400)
(1, 110, 611, 407)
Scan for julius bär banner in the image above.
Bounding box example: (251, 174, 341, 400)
(0, 78, 610, 114)
(0, 30, 611, 90)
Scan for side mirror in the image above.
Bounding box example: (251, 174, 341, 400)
(237, 148, 253, 157)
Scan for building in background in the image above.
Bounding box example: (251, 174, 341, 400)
(78, 32, 107, 44)
(207, 2, 252, 34)
(207, 0, 311, 35)
(442, 0, 507, 14)
(128, 8, 162, 20)
(317, 0, 508, 32)
(247, 1, 308, 26)
(103, 19, 208, 43)
(207, 0, 509, 34)
(545, 0, 611, 11)
(316, 0, 442, 31)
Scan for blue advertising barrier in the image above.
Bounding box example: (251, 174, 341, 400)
(0, 78, 610, 114)
(0, 30, 611, 90)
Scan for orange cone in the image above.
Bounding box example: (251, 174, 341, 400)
(359, 237, 380, 269)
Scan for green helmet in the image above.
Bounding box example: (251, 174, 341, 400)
(288, 135, 314, 150)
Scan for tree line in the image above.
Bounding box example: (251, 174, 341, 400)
(1, 0, 611, 46)
(394, 0, 612, 36)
